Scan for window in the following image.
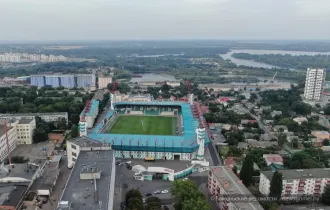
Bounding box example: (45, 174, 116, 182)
(72, 157, 76, 162)
(72, 152, 77, 157)
(71, 144, 77, 149)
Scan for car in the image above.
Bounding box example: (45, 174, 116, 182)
(183, 178, 189, 181)
(154, 190, 161, 194)
(161, 190, 169, 194)
(143, 198, 146, 204)
(145, 193, 152, 197)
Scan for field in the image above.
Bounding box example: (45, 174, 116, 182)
(107, 115, 176, 135)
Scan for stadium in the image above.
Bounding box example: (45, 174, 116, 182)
(87, 97, 210, 161)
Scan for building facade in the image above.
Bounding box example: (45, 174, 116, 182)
(98, 76, 112, 89)
(0, 113, 68, 123)
(0, 120, 18, 162)
(304, 68, 326, 101)
(208, 166, 264, 210)
(31, 74, 96, 89)
(260, 169, 330, 198)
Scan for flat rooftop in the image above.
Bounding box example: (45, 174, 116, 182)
(18, 118, 34, 124)
(261, 168, 330, 180)
(0, 112, 67, 117)
(211, 166, 264, 210)
(69, 136, 104, 148)
(0, 163, 40, 183)
(0, 185, 28, 208)
(60, 150, 114, 210)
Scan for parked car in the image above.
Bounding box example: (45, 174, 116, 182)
(145, 193, 152, 197)
(154, 190, 161, 194)
(161, 190, 169, 194)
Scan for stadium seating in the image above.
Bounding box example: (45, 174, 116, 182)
(144, 110, 160, 115)
(160, 111, 174, 116)
(130, 111, 144, 115)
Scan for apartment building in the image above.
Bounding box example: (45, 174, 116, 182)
(98, 76, 112, 89)
(79, 99, 99, 129)
(0, 112, 68, 123)
(16, 118, 36, 144)
(304, 68, 326, 101)
(208, 166, 264, 210)
(0, 120, 18, 162)
(260, 168, 330, 198)
(30, 74, 96, 89)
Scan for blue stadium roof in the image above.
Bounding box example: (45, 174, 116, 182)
(88, 101, 209, 150)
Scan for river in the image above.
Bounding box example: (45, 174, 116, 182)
(220, 49, 330, 69)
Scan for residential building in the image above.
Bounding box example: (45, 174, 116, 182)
(208, 166, 264, 210)
(0, 112, 68, 123)
(246, 139, 278, 148)
(12, 118, 36, 144)
(79, 99, 99, 129)
(273, 125, 289, 133)
(262, 154, 284, 166)
(0, 120, 18, 162)
(98, 76, 112, 89)
(271, 110, 282, 117)
(58, 139, 115, 210)
(113, 94, 153, 103)
(259, 168, 330, 198)
(304, 68, 326, 101)
(31, 74, 96, 89)
(293, 117, 308, 125)
(76, 74, 96, 88)
(311, 131, 330, 146)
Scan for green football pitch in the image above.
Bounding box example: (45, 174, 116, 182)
(107, 115, 176, 135)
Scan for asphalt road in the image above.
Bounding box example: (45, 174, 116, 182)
(208, 143, 221, 166)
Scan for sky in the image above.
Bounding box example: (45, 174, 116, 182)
(0, 0, 330, 41)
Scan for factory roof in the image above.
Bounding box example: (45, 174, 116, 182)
(59, 150, 114, 210)
(0, 163, 40, 183)
(261, 168, 330, 180)
(0, 185, 28, 208)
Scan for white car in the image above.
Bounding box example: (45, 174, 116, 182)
(183, 178, 189, 181)
(161, 190, 169, 194)
(154, 190, 161, 194)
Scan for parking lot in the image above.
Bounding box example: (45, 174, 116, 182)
(11, 141, 56, 160)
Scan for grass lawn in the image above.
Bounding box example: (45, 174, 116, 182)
(108, 115, 176, 135)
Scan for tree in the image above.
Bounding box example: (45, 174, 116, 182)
(240, 154, 254, 186)
(277, 133, 287, 147)
(322, 185, 330, 205)
(146, 197, 161, 210)
(292, 138, 299, 148)
(55, 117, 67, 130)
(33, 128, 48, 143)
(171, 180, 211, 210)
(71, 124, 78, 138)
(323, 139, 330, 146)
(232, 166, 238, 175)
(71, 114, 80, 125)
(125, 189, 143, 210)
(269, 171, 283, 201)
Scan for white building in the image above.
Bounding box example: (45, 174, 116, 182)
(8, 118, 36, 144)
(259, 168, 330, 198)
(208, 166, 264, 210)
(113, 94, 153, 103)
(98, 76, 112, 89)
(304, 68, 326, 101)
(0, 112, 68, 123)
(79, 99, 99, 129)
(0, 120, 18, 162)
(66, 136, 111, 168)
(293, 117, 308, 125)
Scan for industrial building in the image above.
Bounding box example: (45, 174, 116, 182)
(304, 68, 326, 101)
(208, 166, 264, 210)
(30, 74, 96, 89)
(260, 168, 330, 198)
(58, 138, 115, 210)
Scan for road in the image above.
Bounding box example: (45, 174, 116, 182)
(208, 142, 221, 166)
(243, 107, 276, 140)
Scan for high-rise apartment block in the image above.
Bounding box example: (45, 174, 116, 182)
(304, 68, 326, 101)
(98, 76, 112, 89)
(30, 74, 96, 89)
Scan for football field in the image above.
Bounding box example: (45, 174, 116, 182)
(107, 115, 176, 135)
